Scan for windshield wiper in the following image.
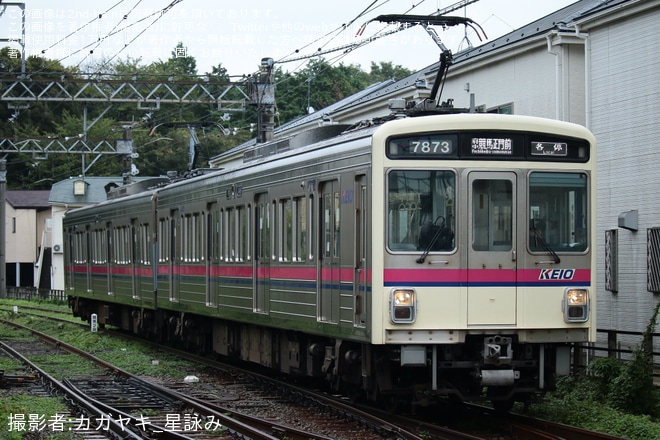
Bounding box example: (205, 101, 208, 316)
(531, 225, 560, 264)
(416, 216, 448, 264)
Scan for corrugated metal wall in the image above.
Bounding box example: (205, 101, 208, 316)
(591, 5, 660, 338)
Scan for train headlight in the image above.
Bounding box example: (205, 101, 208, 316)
(564, 288, 589, 322)
(390, 288, 416, 323)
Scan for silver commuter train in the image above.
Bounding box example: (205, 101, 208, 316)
(65, 112, 596, 410)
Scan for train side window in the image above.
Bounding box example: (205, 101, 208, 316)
(113, 226, 131, 265)
(91, 229, 103, 264)
(387, 170, 456, 252)
(181, 213, 203, 263)
(74, 230, 87, 264)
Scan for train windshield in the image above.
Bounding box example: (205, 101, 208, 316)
(387, 170, 456, 252)
(529, 172, 588, 253)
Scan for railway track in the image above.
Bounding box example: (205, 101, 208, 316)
(0, 304, 624, 440)
(0, 313, 414, 439)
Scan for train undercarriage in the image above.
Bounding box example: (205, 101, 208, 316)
(69, 296, 565, 411)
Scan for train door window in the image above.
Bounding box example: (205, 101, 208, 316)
(237, 205, 249, 262)
(271, 201, 277, 261)
(131, 220, 139, 299)
(244, 204, 252, 261)
(279, 198, 293, 262)
(323, 192, 340, 259)
(208, 205, 220, 264)
(387, 170, 456, 252)
(90, 230, 97, 263)
(182, 215, 189, 262)
(472, 179, 512, 251)
(528, 172, 588, 253)
(196, 213, 204, 262)
(169, 210, 180, 302)
(227, 207, 236, 261)
(293, 196, 307, 262)
(158, 218, 170, 263)
(308, 195, 315, 261)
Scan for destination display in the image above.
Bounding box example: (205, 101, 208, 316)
(386, 131, 588, 162)
(530, 141, 568, 156)
(470, 137, 513, 155)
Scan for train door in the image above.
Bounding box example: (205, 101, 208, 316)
(467, 172, 517, 326)
(131, 220, 138, 299)
(106, 224, 113, 295)
(254, 193, 270, 313)
(319, 180, 340, 323)
(206, 203, 218, 307)
(169, 209, 179, 302)
(354, 175, 368, 327)
(85, 226, 92, 294)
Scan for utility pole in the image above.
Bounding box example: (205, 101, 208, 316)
(0, 2, 27, 74)
(250, 57, 275, 144)
(0, 159, 6, 298)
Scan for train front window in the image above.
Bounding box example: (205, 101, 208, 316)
(387, 170, 455, 252)
(529, 172, 588, 253)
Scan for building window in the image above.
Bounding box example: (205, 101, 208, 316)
(605, 229, 618, 293)
(12, 217, 16, 233)
(487, 103, 513, 114)
(648, 228, 660, 293)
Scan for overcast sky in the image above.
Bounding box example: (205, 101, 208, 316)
(1, 0, 577, 77)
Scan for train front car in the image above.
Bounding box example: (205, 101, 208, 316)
(369, 113, 596, 410)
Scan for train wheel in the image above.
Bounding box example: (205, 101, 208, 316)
(488, 387, 514, 412)
(345, 383, 364, 404)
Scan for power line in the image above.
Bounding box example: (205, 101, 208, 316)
(39, 0, 127, 57)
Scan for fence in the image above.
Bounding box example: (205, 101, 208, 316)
(3, 287, 67, 301)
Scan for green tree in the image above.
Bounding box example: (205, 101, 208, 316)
(368, 61, 413, 82)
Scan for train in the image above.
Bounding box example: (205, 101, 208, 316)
(64, 108, 596, 411)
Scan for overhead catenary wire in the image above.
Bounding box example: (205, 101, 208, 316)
(74, 0, 145, 69)
(39, 0, 127, 57)
(35, 0, 183, 73)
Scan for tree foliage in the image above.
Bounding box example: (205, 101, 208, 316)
(0, 44, 412, 189)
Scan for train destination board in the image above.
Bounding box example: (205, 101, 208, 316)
(531, 141, 568, 156)
(470, 137, 513, 155)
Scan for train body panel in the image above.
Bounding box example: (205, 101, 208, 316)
(65, 113, 596, 408)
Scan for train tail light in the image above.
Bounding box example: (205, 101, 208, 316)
(390, 288, 416, 323)
(564, 288, 589, 322)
